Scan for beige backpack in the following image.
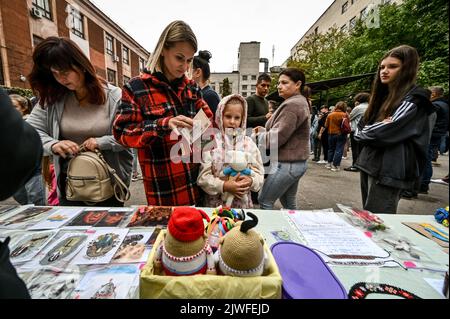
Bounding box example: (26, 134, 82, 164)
(66, 149, 130, 204)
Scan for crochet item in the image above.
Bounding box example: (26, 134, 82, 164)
(154, 207, 216, 276)
(205, 206, 245, 251)
(220, 150, 253, 207)
(215, 212, 268, 277)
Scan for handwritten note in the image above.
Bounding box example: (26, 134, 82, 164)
(289, 211, 391, 262)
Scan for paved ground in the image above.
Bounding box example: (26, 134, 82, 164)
(2, 151, 448, 215)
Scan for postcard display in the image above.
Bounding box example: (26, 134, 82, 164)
(0, 205, 166, 299)
(0, 204, 448, 299)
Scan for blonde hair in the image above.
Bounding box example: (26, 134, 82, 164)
(146, 20, 198, 76)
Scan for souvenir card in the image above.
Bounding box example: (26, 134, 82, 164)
(65, 209, 109, 228)
(111, 229, 153, 264)
(72, 228, 128, 265)
(94, 211, 127, 227)
(127, 206, 173, 227)
(270, 230, 294, 242)
(28, 208, 84, 230)
(146, 227, 161, 246)
(38, 233, 89, 267)
(72, 264, 140, 299)
(9, 230, 58, 264)
(0, 205, 19, 215)
(0, 207, 53, 229)
(26, 268, 81, 299)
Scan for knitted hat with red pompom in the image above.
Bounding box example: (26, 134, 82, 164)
(165, 207, 210, 257)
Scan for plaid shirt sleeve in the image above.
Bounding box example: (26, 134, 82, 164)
(113, 82, 174, 149)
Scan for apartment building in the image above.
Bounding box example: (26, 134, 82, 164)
(210, 41, 272, 98)
(288, 0, 403, 63)
(0, 0, 149, 88)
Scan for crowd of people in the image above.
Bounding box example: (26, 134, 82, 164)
(1, 21, 449, 216)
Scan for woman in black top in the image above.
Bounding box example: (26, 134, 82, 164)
(193, 50, 220, 116)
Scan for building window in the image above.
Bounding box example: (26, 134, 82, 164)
(349, 16, 357, 30)
(32, 34, 44, 47)
(360, 7, 368, 20)
(251, 85, 256, 90)
(71, 9, 84, 39)
(242, 92, 248, 97)
(107, 68, 116, 86)
(242, 85, 248, 90)
(123, 46, 130, 65)
(341, 24, 348, 32)
(123, 75, 131, 85)
(251, 75, 257, 81)
(139, 57, 145, 73)
(342, 1, 348, 14)
(32, 0, 52, 20)
(242, 75, 248, 81)
(105, 33, 114, 56)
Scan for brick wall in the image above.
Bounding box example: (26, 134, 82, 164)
(55, 0, 70, 37)
(87, 17, 106, 79)
(1, 0, 33, 88)
(116, 39, 123, 86)
(130, 50, 139, 78)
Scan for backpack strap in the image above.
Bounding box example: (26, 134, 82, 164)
(87, 148, 130, 203)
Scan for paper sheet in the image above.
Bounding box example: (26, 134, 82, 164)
(288, 211, 396, 266)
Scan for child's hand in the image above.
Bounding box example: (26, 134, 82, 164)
(223, 174, 250, 199)
(236, 174, 253, 188)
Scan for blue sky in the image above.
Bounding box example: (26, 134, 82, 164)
(90, 0, 334, 72)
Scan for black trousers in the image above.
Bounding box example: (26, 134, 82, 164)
(360, 171, 401, 214)
(350, 132, 360, 166)
(321, 134, 329, 161)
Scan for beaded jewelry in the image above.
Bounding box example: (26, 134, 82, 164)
(348, 282, 421, 299)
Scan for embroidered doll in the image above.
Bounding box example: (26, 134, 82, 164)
(155, 207, 216, 276)
(215, 212, 269, 277)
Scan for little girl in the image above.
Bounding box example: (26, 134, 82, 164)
(198, 94, 264, 208)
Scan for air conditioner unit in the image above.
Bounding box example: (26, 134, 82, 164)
(30, 7, 42, 19)
(113, 55, 120, 62)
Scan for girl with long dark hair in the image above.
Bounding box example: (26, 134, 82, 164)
(355, 45, 434, 214)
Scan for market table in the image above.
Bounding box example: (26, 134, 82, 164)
(0, 205, 447, 299)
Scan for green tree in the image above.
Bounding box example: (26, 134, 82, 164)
(221, 78, 231, 97)
(288, 0, 449, 103)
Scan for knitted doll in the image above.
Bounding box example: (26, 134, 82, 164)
(220, 150, 253, 207)
(215, 212, 269, 277)
(155, 207, 216, 276)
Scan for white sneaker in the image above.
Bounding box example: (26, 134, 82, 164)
(331, 166, 340, 172)
(325, 163, 332, 169)
(342, 156, 347, 160)
(317, 160, 327, 164)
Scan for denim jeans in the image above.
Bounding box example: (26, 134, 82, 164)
(327, 134, 347, 167)
(259, 161, 307, 210)
(420, 136, 441, 191)
(13, 167, 46, 206)
(132, 148, 139, 174)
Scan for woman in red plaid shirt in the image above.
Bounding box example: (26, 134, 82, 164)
(113, 21, 213, 206)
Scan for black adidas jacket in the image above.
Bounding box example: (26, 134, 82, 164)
(355, 86, 434, 190)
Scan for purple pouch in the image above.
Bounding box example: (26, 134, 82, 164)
(271, 242, 347, 299)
